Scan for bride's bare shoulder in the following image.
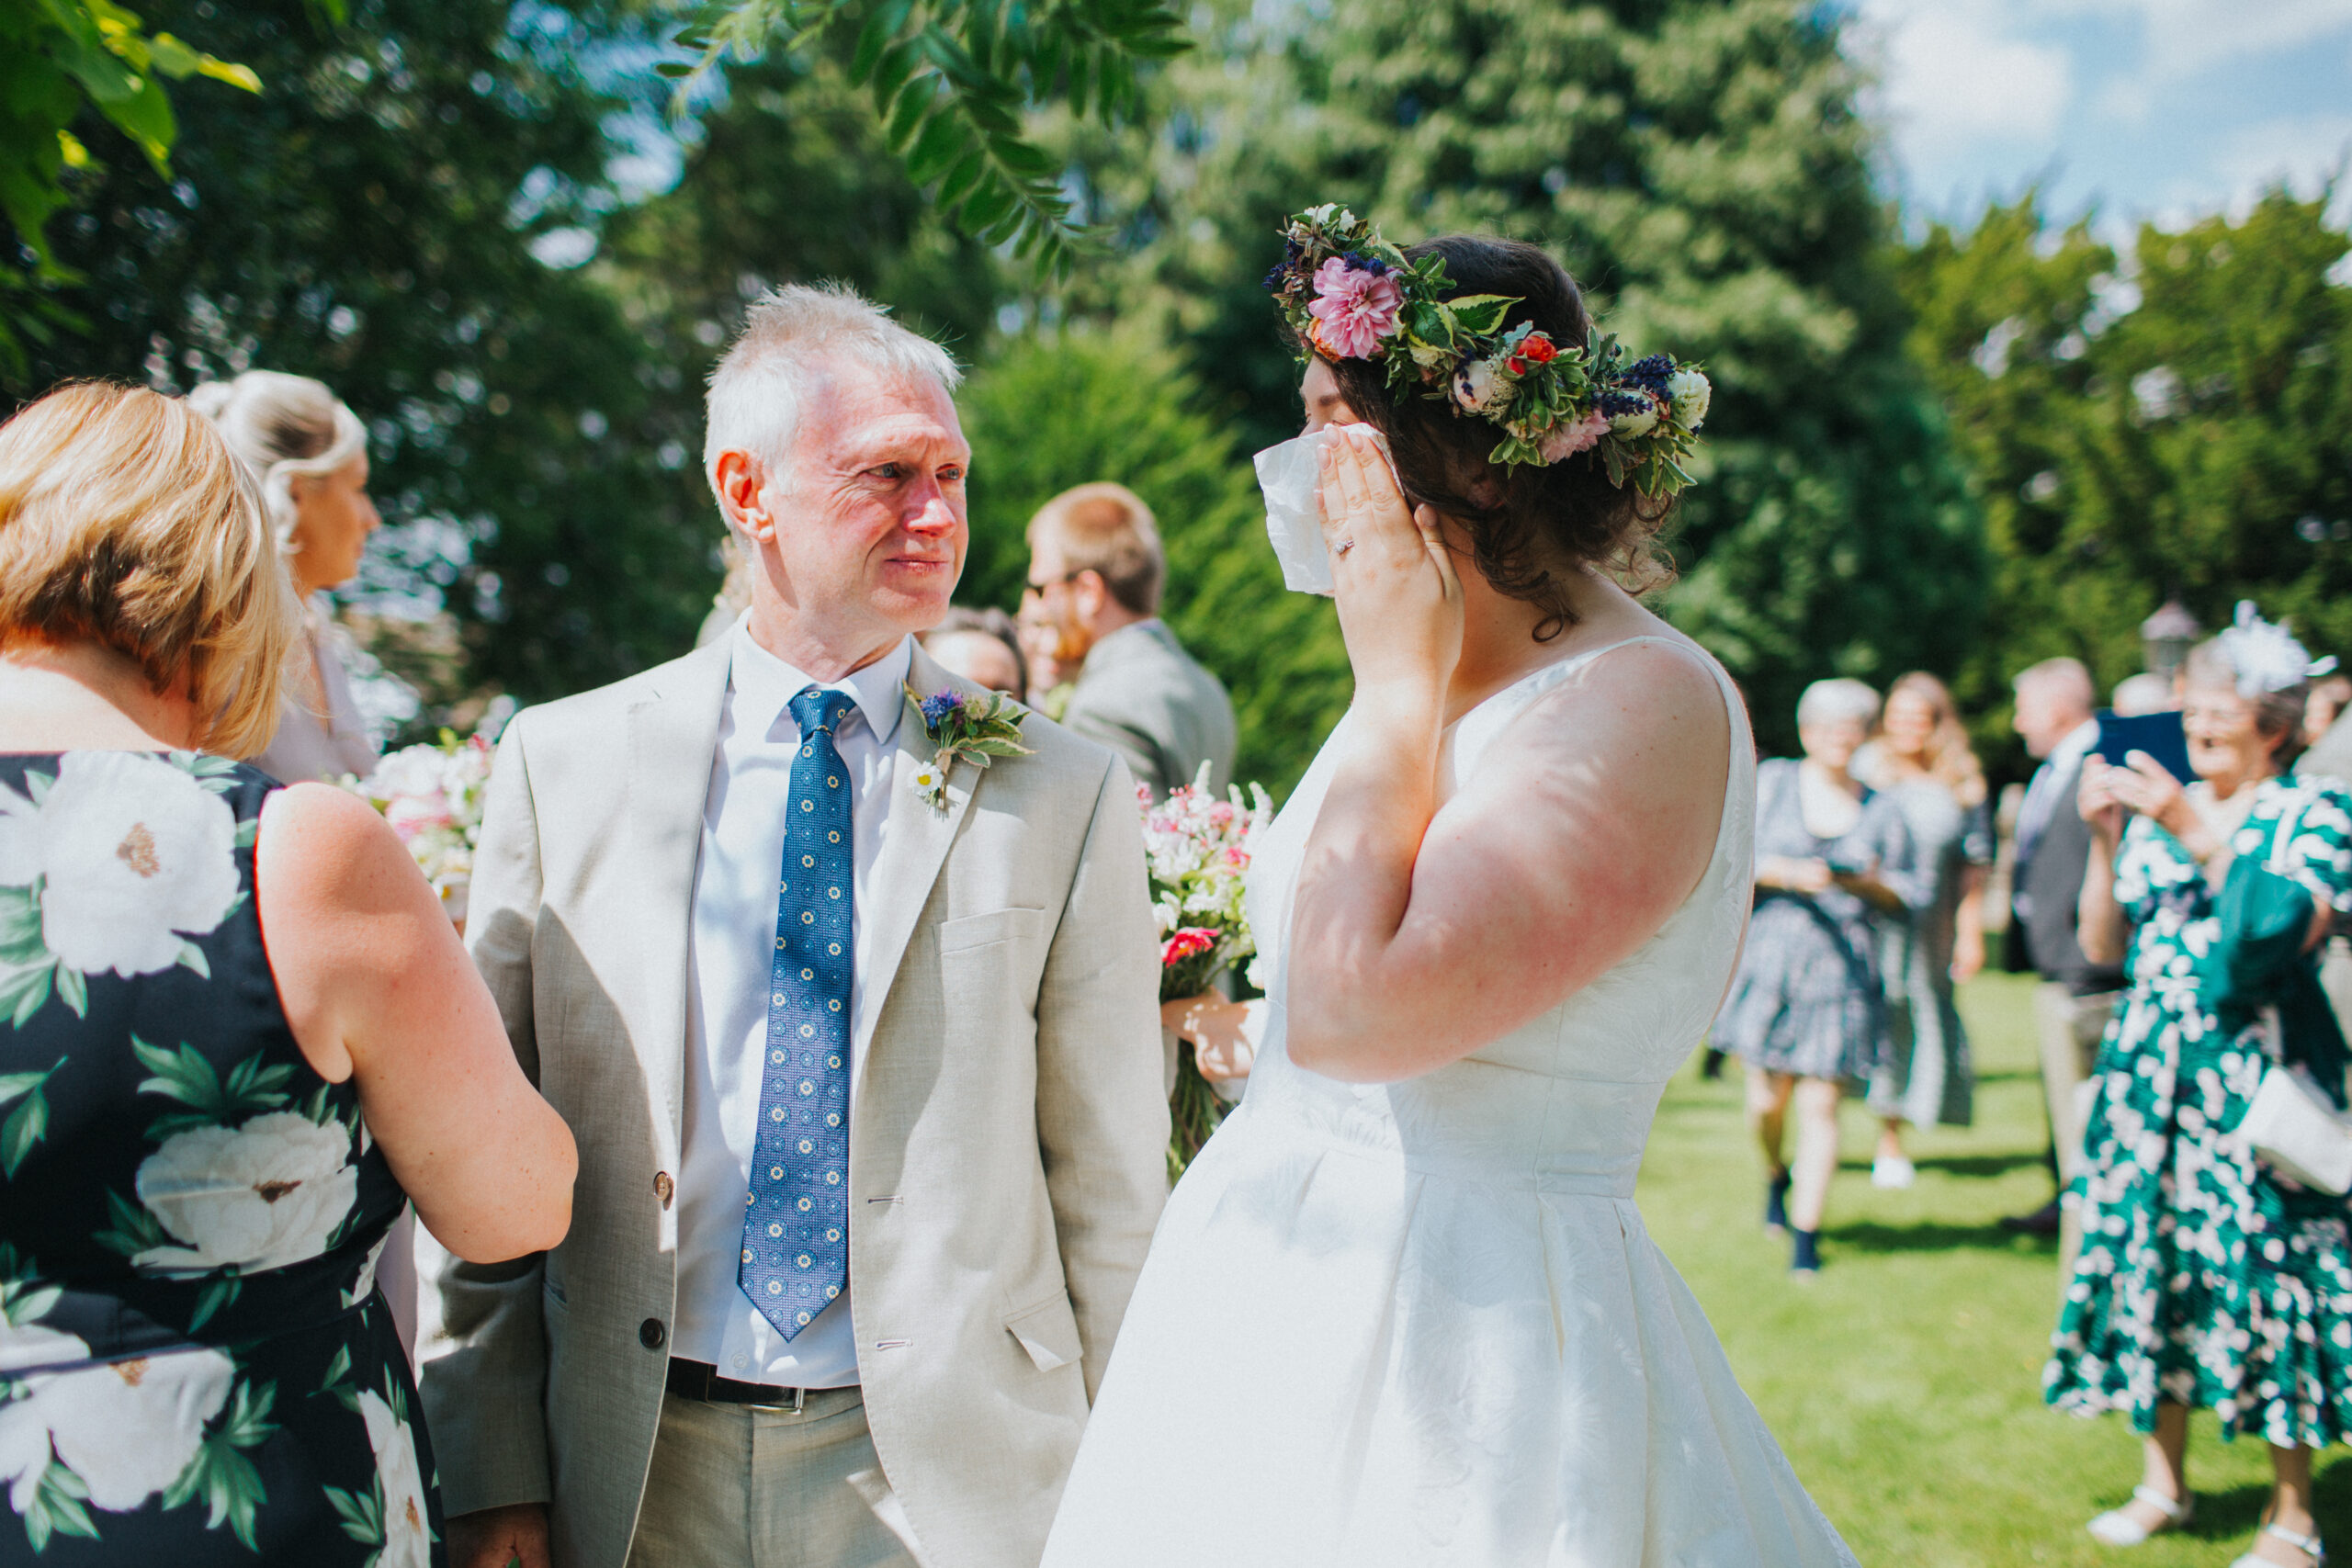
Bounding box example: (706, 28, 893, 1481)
(1509, 633, 1735, 770)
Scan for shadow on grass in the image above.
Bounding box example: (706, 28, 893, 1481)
(2183, 1454, 2352, 1540)
(1824, 1219, 2054, 1255)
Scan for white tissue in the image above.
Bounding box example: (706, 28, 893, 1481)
(1250, 424, 1396, 597)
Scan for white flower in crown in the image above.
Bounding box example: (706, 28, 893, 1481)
(1668, 367, 1712, 429)
(2219, 600, 2336, 697)
(1451, 356, 1511, 414)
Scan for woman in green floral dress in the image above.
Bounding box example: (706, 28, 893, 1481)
(0, 383, 575, 1565)
(2047, 612, 2352, 1568)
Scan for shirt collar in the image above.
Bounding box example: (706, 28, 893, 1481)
(2049, 717, 2100, 773)
(729, 621, 911, 748)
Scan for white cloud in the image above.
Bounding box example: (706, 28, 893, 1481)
(2059, 0, 2352, 85)
(2206, 112, 2352, 220)
(1856, 0, 2073, 170)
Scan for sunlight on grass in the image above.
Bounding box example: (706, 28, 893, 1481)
(1642, 971, 2350, 1563)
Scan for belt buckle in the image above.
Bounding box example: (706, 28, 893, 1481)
(751, 1386, 808, 1414)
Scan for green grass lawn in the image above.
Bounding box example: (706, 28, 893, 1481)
(1642, 970, 2352, 1564)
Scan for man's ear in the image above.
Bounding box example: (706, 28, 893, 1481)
(715, 450, 774, 541)
(1073, 570, 1110, 622)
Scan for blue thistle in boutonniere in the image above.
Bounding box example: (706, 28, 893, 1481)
(905, 686, 1033, 809)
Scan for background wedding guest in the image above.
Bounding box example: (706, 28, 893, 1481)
(0, 381, 574, 1566)
(2051, 615, 2351, 1567)
(1714, 678, 1924, 1274)
(1024, 481, 1236, 797)
(2002, 657, 2124, 1248)
(921, 604, 1027, 695)
(1860, 672, 1991, 1185)
(1016, 593, 1073, 716)
(188, 370, 382, 784)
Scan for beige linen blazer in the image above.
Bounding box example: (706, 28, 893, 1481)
(417, 637, 1170, 1568)
(1059, 619, 1238, 800)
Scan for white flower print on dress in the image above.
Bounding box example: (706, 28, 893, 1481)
(133, 1111, 358, 1275)
(0, 751, 240, 979)
(357, 1390, 431, 1568)
(0, 1325, 232, 1514)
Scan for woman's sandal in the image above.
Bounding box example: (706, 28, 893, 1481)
(2086, 1486, 2193, 1546)
(2229, 1522, 2325, 1568)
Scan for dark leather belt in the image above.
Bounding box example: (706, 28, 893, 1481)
(665, 1358, 839, 1410)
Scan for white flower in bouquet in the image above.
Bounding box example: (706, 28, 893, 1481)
(346, 729, 497, 919)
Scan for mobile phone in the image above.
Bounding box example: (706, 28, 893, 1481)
(2093, 708, 2196, 784)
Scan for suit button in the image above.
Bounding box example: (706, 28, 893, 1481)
(639, 1318, 665, 1349)
(653, 1171, 674, 1208)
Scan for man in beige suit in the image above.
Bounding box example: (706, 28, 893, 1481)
(421, 284, 1170, 1568)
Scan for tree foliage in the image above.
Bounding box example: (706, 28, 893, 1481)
(1899, 190, 2352, 765)
(1046, 0, 1985, 757)
(667, 0, 1189, 274)
(0, 0, 299, 375)
(17, 0, 718, 705)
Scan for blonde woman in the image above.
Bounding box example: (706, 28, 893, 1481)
(0, 383, 573, 1565)
(188, 370, 382, 784)
(1859, 671, 1991, 1186)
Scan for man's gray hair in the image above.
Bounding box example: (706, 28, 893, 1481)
(2013, 655, 2094, 711)
(703, 282, 963, 512)
(1796, 677, 1882, 729)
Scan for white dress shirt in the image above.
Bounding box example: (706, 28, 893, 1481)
(673, 617, 912, 1388)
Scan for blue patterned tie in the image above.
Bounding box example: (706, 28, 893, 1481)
(740, 685, 857, 1339)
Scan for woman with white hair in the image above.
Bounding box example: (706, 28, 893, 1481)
(1713, 677, 1926, 1274)
(187, 371, 381, 784)
(2051, 606, 2352, 1567)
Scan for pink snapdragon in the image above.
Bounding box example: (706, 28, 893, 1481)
(1538, 411, 1611, 463)
(1306, 258, 1404, 360)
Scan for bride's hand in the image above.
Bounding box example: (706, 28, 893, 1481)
(1317, 425, 1464, 699)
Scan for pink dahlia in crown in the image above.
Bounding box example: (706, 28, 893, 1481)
(1537, 411, 1611, 463)
(1306, 256, 1405, 360)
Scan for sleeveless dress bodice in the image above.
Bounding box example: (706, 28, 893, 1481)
(1044, 638, 1859, 1568)
(1234, 643, 1757, 1202)
(0, 752, 439, 1567)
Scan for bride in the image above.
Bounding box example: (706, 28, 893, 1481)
(1041, 210, 1857, 1565)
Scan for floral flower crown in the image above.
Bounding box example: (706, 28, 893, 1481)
(1265, 205, 1711, 494)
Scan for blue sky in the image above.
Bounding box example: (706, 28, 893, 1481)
(1849, 0, 2352, 241)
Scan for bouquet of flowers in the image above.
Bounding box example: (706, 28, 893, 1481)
(342, 729, 495, 923)
(1143, 766, 1273, 1176)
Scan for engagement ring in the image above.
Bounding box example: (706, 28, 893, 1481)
(1334, 537, 1356, 556)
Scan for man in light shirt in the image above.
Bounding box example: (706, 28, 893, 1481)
(424, 285, 1168, 1568)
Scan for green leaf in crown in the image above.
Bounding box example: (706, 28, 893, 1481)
(1263, 204, 1712, 491)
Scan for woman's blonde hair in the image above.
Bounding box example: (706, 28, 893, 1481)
(1875, 671, 1986, 807)
(0, 382, 299, 758)
(187, 369, 367, 553)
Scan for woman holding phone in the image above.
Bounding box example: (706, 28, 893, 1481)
(2052, 607, 2352, 1568)
(1713, 679, 1926, 1275)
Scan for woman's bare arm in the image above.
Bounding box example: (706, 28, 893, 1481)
(256, 784, 575, 1262)
(1285, 644, 1731, 1083)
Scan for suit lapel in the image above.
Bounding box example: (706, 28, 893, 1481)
(854, 645, 984, 1083)
(628, 637, 733, 1143)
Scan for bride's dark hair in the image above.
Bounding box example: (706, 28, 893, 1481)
(1316, 235, 1678, 638)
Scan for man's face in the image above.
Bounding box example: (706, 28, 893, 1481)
(1023, 536, 1097, 664)
(2012, 681, 2086, 760)
(736, 362, 969, 650)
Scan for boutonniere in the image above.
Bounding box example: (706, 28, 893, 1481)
(905, 685, 1034, 810)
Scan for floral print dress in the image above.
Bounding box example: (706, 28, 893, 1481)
(0, 752, 438, 1565)
(2046, 773, 2352, 1445)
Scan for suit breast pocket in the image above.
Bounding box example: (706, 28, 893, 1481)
(939, 906, 1049, 954)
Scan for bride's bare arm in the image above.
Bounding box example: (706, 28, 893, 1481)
(1284, 430, 1730, 1084)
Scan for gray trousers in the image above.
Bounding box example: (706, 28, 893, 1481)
(625, 1388, 924, 1568)
(2038, 982, 2120, 1282)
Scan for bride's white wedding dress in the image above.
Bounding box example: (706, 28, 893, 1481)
(1044, 637, 1858, 1567)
